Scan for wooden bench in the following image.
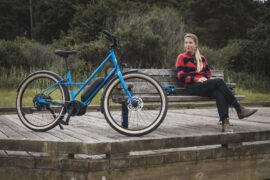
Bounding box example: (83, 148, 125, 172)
(124, 69, 245, 102)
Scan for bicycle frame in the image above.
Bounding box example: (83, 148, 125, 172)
(57, 49, 133, 107)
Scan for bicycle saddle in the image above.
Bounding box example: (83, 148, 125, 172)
(54, 49, 78, 58)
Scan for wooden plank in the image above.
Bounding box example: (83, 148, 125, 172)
(108, 130, 270, 154)
(0, 125, 26, 139)
(0, 128, 270, 156)
(76, 117, 128, 140)
(128, 69, 175, 76)
(127, 69, 224, 77)
(2, 115, 81, 142)
(45, 129, 81, 142)
(65, 113, 120, 141)
(0, 139, 109, 155)
(54, 127, 99, 142)
(3, 115, 62, 141)
(60, 115, 113, 142)
(152, 75, 224, 83)
(0, 130, 8, 139)
(0, 116, 45, 140)
(142, 95, 245, 102)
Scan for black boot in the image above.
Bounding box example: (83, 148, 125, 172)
(221, 118, 233, 133)
(235, 104, 258, 119)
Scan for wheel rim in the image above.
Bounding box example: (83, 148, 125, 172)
(17, 74, 65, 129)
(104, 73, 167, 135)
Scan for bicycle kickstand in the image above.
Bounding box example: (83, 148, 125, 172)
(58, 106, 74, 130)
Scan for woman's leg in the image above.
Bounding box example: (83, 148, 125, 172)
(187, 80, 234, 132)
(187, 78, 257, 119)
(188, 79, 237, 105)
(187, 80, 230, 119)
(213, 90, 235, 132)
(212, 90, 229, 120)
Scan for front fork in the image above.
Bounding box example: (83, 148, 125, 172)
(117, 68, 133, 100)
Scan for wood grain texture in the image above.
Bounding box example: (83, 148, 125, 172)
(0, 107, 269, 156)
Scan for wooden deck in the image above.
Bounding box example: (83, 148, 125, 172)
(0, 107, 270, 179)
(0, 107, 270, 154)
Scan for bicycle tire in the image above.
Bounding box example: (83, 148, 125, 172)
(102, 72, 168, 136)
(16, 71, 69, 131)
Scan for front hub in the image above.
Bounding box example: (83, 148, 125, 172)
(127, 96, 143, 111)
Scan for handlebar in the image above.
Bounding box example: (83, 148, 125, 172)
(102, 30, 119, 49)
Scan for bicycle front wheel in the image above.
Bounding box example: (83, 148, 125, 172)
(16, 71, 68, 131)
(102, 72, 168, 136)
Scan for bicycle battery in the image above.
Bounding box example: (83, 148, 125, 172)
(81, 77, 104, 102)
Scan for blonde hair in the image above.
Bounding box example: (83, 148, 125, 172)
(184, 33, 203, 72)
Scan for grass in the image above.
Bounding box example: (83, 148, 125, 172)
(0, 88, 102, 108)
(236, 88, 270, 102)
(0, 89, 17, 108)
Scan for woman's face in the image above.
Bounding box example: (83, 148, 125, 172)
(184, 37, 197, 53)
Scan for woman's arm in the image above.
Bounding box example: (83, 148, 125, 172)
(175, 54, 197, 84)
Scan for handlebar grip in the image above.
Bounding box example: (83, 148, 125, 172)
(102, 30, 115, 39)
(102, 30, 118, 49)
(102, 30, 110, 36)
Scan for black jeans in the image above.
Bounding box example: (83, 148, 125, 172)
(186, 79, 238, 120)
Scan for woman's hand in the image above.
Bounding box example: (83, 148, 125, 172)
(198, 77, 207, 83)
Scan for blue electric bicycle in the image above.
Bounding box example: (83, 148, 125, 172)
(16, 31, 168, 136)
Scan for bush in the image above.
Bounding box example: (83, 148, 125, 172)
(225, 70, 270, 93)
(0, 39, 25, 69)
(112, 6, 185, 68)
(224, 23, 270, 77)
(63, 2, 185, 68)
(0, 37, 61, 70)
(198, 41, 240, 70)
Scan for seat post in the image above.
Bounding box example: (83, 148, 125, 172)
(64, 56, 70, 73)
(54, 49, 77, 73)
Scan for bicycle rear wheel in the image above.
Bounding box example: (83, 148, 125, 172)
(102, 72, 168, 136)
(16, 71, 68, 131)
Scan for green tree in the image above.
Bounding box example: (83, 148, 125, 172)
(0, 0, 29, 39)
(227, 23, 270, 77)
(33, 0, 76, 43)
(183, 0, 257, 48)
(112, 6, 185, 68)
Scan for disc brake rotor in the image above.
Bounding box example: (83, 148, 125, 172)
(127, 96, 143, 111)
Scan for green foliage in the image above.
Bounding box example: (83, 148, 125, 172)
(0, 89, 17, 108)
(235, 88, 270, 102)
(0, 0, 29, 39)
(0, 39, 25, 69)
(225, 70, 270, 94)
(183, 0, 257, 48)
(69, 0, 128, 43)
(0, 38, 59, 70)
(1, 0, 270, 95)
(224, 22, 270, 77)
(33, 0, 76, 43)
(0, 0, 75, 43)
(61, 2, 185, 68)
(112, 6, 185, 68)
(199, 41, 240, 70)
